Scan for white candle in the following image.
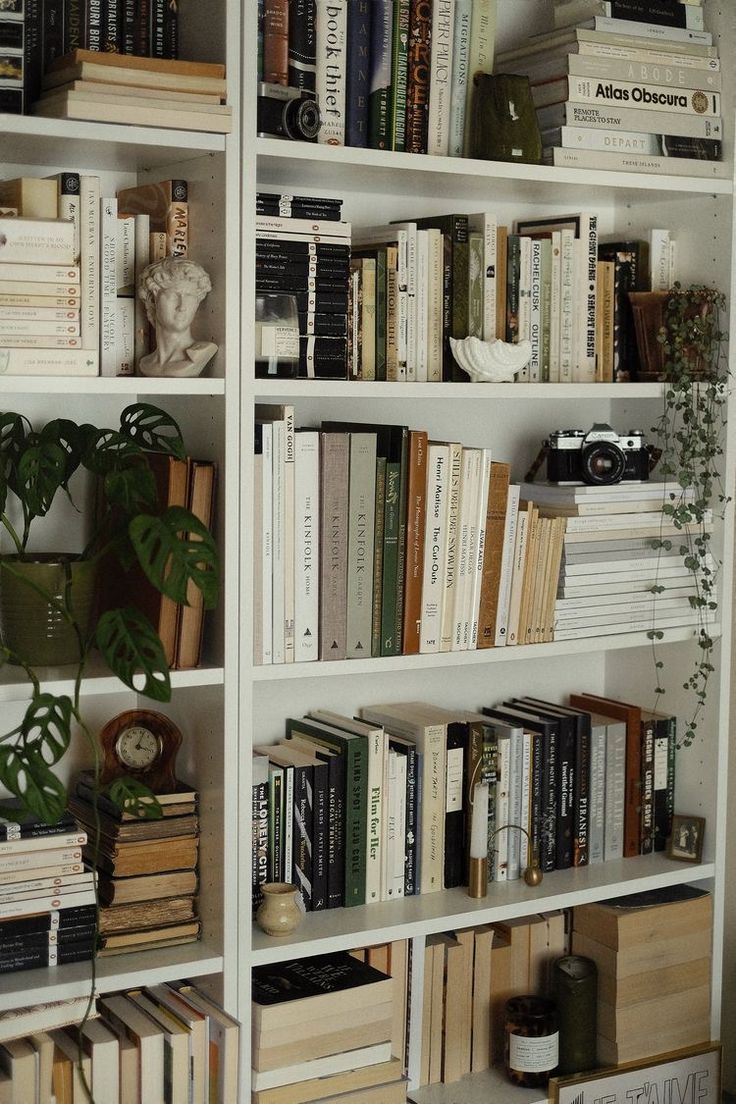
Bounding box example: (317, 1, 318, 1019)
(470, 781, 489, 860)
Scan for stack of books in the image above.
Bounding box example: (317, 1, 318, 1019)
(251, 693, 677, 913)
(495, 0, 723, 177)
(0, 982, 239, 1101)
(521, 480, 713, 640)
(0, 800, 95, 975)
(251, 951, 406, 1104)
(34, 50, 231, 132)
(572, 886, 712, 1063)
(256, 196, 351, 379)
(70, 772, 200, 956)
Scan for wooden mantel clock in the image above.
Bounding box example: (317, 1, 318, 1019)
(98, 709, 183, 794)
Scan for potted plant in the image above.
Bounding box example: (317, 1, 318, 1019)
(647, 284, 729, 746)
(0, 402, 218, 823)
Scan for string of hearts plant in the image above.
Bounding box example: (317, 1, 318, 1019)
(648, 285, 729, 747)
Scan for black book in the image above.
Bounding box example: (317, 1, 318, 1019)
(484, 705, 558, 874)
(388, 734, 418, 896)
(23, 0, 42, 112)
(597, 239, 649, 381)
(258, 192, 342, 209)
(299, 338, 348, 379)
(287, 0, 317, 92)
(264, 745, 324, 912)
(133, 0, 150, 55)
(252, 950, 389, 1007)
(101, 0, 119, 51)
(150, 0, 165, 56)
(42, 0, 65, 70)
(256, 258, 351, 278)
(284, 735, 345, 910)
(256, 275, 349, 294)
(661, 136, 721, 162)
(514, 699, 577, 870)
(257, 204, 344, 222)
(293, 290, 349, 314)
(163, 0, 177, 58)
(0, 938, 95, 974)
(444, 720, 469, 889)
(0, 904, 97, 937)
(120, 0, 135, 52)
(0, 922, 97, 956)
(252, 756, 269, 916)
(64, 0, 84, 53)
(256, 241, 350, 261)
(87, 0, 102, 50)
(639, 712, 656, 855)
(299, 312, 348, 337)
(0, 799, 77, 841)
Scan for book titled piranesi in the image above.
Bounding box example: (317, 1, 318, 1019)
(0, 218, 76, 266)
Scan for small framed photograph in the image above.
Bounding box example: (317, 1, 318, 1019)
(668, 814, 705, 862)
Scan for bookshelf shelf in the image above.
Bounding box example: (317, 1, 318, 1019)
(0, 661, 226, 704)
(0, 114, 226, 171)
(251, 624, 717, 682)
(253, 381, 666, 400)
(0, 376, 227, 396)
(250, 854, 715, 966)
(256, 137, 733, 202)
(0, 943, 224, 1013)
(408, 1063, 543, 1104)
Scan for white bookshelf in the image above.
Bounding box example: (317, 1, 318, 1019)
(241, 0, 736, 1100)
(0, 0, 242, 1053)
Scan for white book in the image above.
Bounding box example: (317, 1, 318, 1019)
(555, 1, 705, 32)
(650, 228, 671, 291)
(126, 992, 188, 1104)
(0, 217, 75, 265)
(270, 419, 286, 665)
(116, 213, 135, 297)
(506, 504, 530, 646)
(420, 443, 451, 653)
(316, 0, 347, 145)
(469, 449, 492, 649)
(461, 448, 485, 648)
(144, 984, 209, 1104)
(255, 215, 352, 239)
(495, 485, 521, 646)
(588, 714, 607, 864)
(668, 237, 677, 286)
(0, 261, 79, 283)
(559, 228, 575, 382)
(556, 596, 692, 623)
(537, 100, 722, 139)
(415, 229, 429, 381)
(452, 447, 480, 651)
(522, 479, 691, 501)
(540, 238, 553, 380)
(0, 830, 86, 856)
(427, 227, 444, 382)
(0, 886, 95, 920)
(391, 221, 418, 380)
(518, 729, 532, 877)
(133, 213, 150, 369)
(572, 14, 712, 45)
(517, 235, 532, 369)
(428, 0, 456, 156)
(0, 319, 80, 336)
(528, 238, 543, 382)
(346, 432, 377, 659)
(98, 995, 165, 1104)
(115, 296, 134, 376)
(548, 230, 562, 382)
(561, 553, 682, 576)
(564, 509, 711, 532)
(79, 176, 100, 354)
(554, 611, 700, 640)
(439, 441, 462, 652)
(547, 125, 672, 156)
(573, 213, 597, 383)
(99, 196, 118, 376)
(293, 431, 320, 662)
(283, 408, 296, 664)
(545, 144, 725, 178)
(497, 26, 717, 67)
(79, 1018, 121, 1104)
(0, 847, 82, 874)
(253, 451, 264, 666)
(49, 173, 81, 261)
(463, 0, 496, 154)
(391, 750, 407, 899)
(507, 49, 721, 89)
(361, 257, 376, 381)
(0, 305, 80, 321)
(448, 0, 471, 157)
(603, 717, 626, 861)
(251, 1043, 393, 1092)
(556, 585, 695, 611)
(492, 730, 512, 881)
(259, 423, 273, 665)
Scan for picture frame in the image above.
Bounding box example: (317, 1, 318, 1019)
(668, 813, 705, 862)
(550, 1044, 721, 1104)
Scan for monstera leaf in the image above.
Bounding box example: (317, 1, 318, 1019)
(107, 777, 163, 820)
(120, 404, 186, 460)
(21, 694, 74, 765)
(96, 607, 171, 701)
(0, 743, 67, 823)
(16, 437, 69, 519)
(104, 462, 158, 515)
(39, 419, 84, 488)
(129, 506, 219, 609)
(82, 428, 145, 476)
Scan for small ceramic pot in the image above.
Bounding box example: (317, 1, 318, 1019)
(255, 882, 303, 937)
(0, 555, 97, 666)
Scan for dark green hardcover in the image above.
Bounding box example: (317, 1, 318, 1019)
(375, 247, 387, 381)
(390, 0, 410, 151)
(506, 233, 521, 343)
(372, 456, 387, 657)
(414, 213, 469, 381)
(286, 718, 367, 908)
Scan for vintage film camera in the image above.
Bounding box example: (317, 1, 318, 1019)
(257, 83, 321, 142)
(545, 424, 653, 486)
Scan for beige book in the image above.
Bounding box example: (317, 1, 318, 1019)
(494, 917, 532, 993)
(41, 79, 223, 104)
(572, 928, 712, 977)
(127, 992, 189, 1104)
(43, 61, 226, 97)
(0, 1038, 37, 1101)
(441, 929, 474, 1084)
(253, 1002, 394, 1049)
(388, 940, 408, 1065)
(252, 1059, 403, 1104)
(573, 892, 712, 949)
(176, 459, 217, 669)
(40, 87, 230, 113)
(427, 935, 446, 1085)
(318, 1082, 407, 1104)
(97, 995, 165, 1104)
(49, 1032, 89, 1102)
(471, 925, 495, 1073)
(489, 929, 514, 1064)
(118, 1032, 141, 1104)
(544, 519, 566, 642)
(517, 504, 540, 645)
(598, 955, 711, 1007)
(531, 516, 552, 644)
(597, 1020, 711, 1067)
(597, 984, 711, 1043)
(0, 178, 57, 218)
(253, 1014, 393, 1072)
(29, 1033, 54, 1104)
(419, 941, 435, 1086)
(528, 911, 567, 995)
(597, 259, 615, 381)
(34, 96, 232, 133)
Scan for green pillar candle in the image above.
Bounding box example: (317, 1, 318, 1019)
(552, 955, 598, 1075)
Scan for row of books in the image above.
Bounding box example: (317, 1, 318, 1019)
(0, 983, 239, 1103)
(0, 174, 190, 378)
(0, 0, 181, 115)
(252, 947, 408, 1103)
(352, 213, 678, 385)
(256, 198, 351, 380)
(34, 49, 232, 132)
(250, 693, 678, 915)
(69, 772, 201, 956)
(495, 2, 724, 178)
(258, 0, 495, 156)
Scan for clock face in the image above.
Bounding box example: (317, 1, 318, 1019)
(115, 726, 162, 771)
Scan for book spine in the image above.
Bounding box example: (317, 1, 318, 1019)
(380, 462, 401, 654)
(86, 0, 103, 49)
(559, 228, 575, 382)
(427, 230, 443, 381)
(375, 248, 387, 380)
(494, 485, 520, 646)
(100, 196, 118, 377)
(163, 0, 177, 58)
(325, 753, 345, 907)
(133, 213, 150, 369)
(443, 724, 466, 888)
(365, 730, 385, 904)
(102, 0, 120, 50)
(420, 445, 450, 653)
(316, 0, 347, 145)
(476, 462, 510, 648)
(556, 724, 574, 870)
(42, 0, 65, 69)
(271, 419, 286, 664)
(402, 744, 418, 894)
(468, 450, 492, 649)
(538, 51, 722, 91)
(590, 14, 712, 44)
(121, 0, 136, 53)
(311, 763, 328, 910)
(368, 0, 393, 150)
(344, 740, 368, 907)
(528, 238, 542, 381)
(64, 0, 84, 52)
(573, 214, 598, 383)
(281, 768, 294, 897)
(346, 433, 377, 657)
(402, 430, 428, 655)
(394, 430, 410, 656)
(56, 173, 82, 264)
(134, 0, 150, 55)
(259, 424, 273, 664)
(415, 230, 428, 379)
(283, 408, 296, 664)
(371, 457, 387, 657)
(562, 75, 720, 116)
(540, 239, 552, 381)
(294, 431, 320, 662)
(389, 0, 410, 150)
(506, 504, 529, 646)
(290, 765, 313, 910)
(115, 296, 134, 375)
(463, 0, 495, 154)
(505, 233, 520, 343)
(22, 0, 41, 110)
(150, 0, 166, 56)
(288, 0, 317, 91)
(319, 433, 349, 660)
(252, 777, 269, 916)
(360, 257, 376, 380)
(540, 726, 557, 872)
(468, 233, 483, 338)
(604, 721, 626, 861)
(640, 716, 655, 854)
(451, 448, 477, 650)
(406, 0, 431, 154)
(447, 0, 471, 157)
(539, 101, 722, 140)
(449, 215, 469, 344)
(624, 712, 643, 857)
(439, 441, 462, 652)
(588, 722, 606, 863)
(166, 200, 188, 258)
(263, 0, 289, 83)
(573, 719, 590, 867)
(492, 736, 510, 881)
(427, 0, 455, 156)
(558, 0, 705, 30)
(344, 0, 371, 147)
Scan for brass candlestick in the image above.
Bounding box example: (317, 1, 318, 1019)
(491, 824, 544, 887)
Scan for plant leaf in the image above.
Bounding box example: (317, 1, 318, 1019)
(0, 744, 67, 823)
(119, 404, 186, 460)
(39, 419, 84, 486)
(106, 777, 163, 820)
(21, 694, 73, 765)
(104, 463, 158, 514)
(82, 428, 144, 476)
(96, 607, 171, 701)
(129, 506, 219, 609)
(16, 439, 68, 518)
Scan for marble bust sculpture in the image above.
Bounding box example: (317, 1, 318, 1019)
(137, 256, 218, 377)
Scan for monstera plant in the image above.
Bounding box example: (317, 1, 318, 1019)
(0, 402, 219, 823)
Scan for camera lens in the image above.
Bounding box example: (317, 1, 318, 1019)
(580, 440, 626, 485)
(283, 98, 321, 141)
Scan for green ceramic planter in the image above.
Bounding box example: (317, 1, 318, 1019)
(0, 555, 97, 667)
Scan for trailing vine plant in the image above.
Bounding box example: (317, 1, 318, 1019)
(648, 284, 729, 746)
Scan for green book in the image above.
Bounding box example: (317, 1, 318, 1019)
(506, 233, 521, 344)
(285, 717, 368, 908)
(414, 213, 469, 381)
(372, 456, 387, 657)
(375, 247, 387, 382)
(389, 0, 410, 151)
(468, 232, 484, 338)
